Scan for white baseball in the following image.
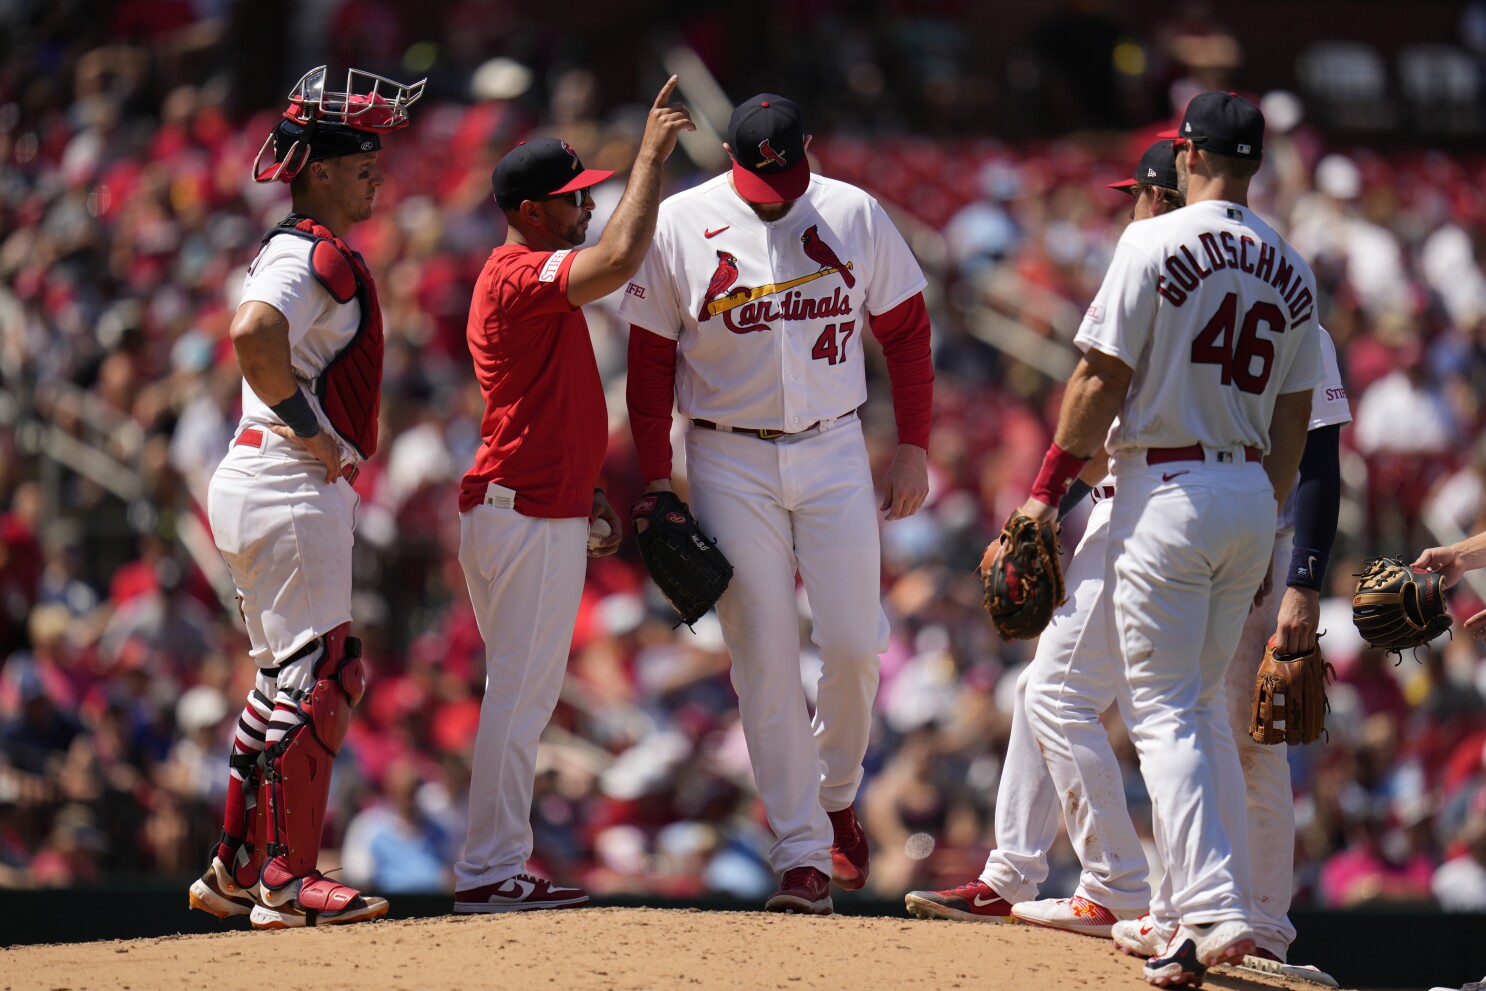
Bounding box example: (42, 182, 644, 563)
(587, 517, 613, 551)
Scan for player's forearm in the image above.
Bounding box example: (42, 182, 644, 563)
(1287, 424, 1341, 590)
(1263, 390, 1311, 506)
(1452, 530, 1486, 573)
(872, 293, 934, 448)
(586, 157, 666, 288)
(1051, 353, 1130, 457)
(627, 325, 678, 483)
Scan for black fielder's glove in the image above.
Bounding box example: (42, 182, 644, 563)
(1352, 556, 1453, 654)
(982, 510, 1066, 642)
(631, 491, 733, 627)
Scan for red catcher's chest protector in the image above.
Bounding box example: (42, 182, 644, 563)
(261, 214, 383, 458)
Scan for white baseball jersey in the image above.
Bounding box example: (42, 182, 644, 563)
(618, 173, 926, 428)
(237, 236, 362, 462)
(1076, 200, 1325, 455)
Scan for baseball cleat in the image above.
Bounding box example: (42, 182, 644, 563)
(765, 866, 833, 915)
(188, 856, 262, 919)
(1144, 921, 1255, 987)
(1425, 977, 1485, 991)
(1113, 914, 1172, 958)
(904, 879, 1015, 922)
(1237, 949, 1339, 987)
(827, 806, 870, 890)
(1010, 894, 1147, 938)
(453, 873, 590, 914)
(251, 871, 389, 929)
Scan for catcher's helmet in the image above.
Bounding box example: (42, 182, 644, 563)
(254, 66, 426, 184)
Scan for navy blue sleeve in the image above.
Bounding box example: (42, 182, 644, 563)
(1287, 424, 1342, 590)
(1059, 479, 1094, 521)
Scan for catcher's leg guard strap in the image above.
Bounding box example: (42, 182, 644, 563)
(260, 624, 365, 891)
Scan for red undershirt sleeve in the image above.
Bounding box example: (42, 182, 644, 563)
(626, 326, 679, 483)
(871, 292, 933, 449)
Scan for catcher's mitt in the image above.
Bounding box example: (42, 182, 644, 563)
(983, 510, 1066, 641)
(1352, 557, 1452, 654)
(1250, 640, 1335, 745)
(632, 491, 733, 627)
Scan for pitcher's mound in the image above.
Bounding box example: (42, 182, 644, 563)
(0, 907, 1346, 990)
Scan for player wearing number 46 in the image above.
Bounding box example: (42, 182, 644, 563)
(981, 91, 1324, 986)
(622, 93, 934, 914)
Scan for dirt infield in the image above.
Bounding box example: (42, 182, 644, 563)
(0, 907, 1345, 991)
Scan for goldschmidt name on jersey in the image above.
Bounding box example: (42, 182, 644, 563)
(1155, 226, 1315, 327)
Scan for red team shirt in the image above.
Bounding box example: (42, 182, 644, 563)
(459, 245, 607, 518)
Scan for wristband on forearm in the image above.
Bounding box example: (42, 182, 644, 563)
(1030, 443, 1090, 507)
(1058, 479, 1094, 519)
(1286, 545, 1328, 591)
(269, 389, 321, 438)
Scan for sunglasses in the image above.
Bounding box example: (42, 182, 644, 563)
(541, 187, 589, 208)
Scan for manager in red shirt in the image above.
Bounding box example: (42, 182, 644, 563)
(452, 78, 692, 914)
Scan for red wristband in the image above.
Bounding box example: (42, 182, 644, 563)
(1029, 443, 1090, 507)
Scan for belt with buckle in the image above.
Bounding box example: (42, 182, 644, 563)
(233, 428, 360, 484)
(690, 410, 855, 443)
(1145, 444, 1261, 466)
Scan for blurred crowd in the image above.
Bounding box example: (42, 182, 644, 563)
(2, 0, 1486, 918)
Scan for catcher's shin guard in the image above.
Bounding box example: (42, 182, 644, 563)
(258, 623, 366, 900)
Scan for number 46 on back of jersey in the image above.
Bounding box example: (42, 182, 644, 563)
(1190, 292, 1287, 394)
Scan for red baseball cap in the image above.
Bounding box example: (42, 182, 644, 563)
(727, 95, 810, 204)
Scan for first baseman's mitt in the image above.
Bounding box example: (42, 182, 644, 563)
(1250, 640, 1334, 745)
(1351, 557, 1452, 654)
(632, 491, 733, 627)
(983, 510, 1066, 641)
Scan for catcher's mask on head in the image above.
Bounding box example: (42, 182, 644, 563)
(253, 66, 426, 184)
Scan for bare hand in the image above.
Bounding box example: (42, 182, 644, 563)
(1272, 585, 1320, 654)
(1413, 545, 1466, 589)
(880, 444, 929, 521)
(1464, 606, 1486, 640)
(633, 479, 674, 536)
(589, 490, 623, 558)
(270, 425, 340, 483)
(639, 76, 696, 164)
(1252, 562, 1274, 610)
(976, 496, 1054, 574)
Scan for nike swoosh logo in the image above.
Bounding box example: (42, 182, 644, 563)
(973, 894, 1000, 907)
(704, 226, 730, 238)
(492, 878, 535, 899)
(1306, 554, 1318, 576)
(1161, 471, 1189, 482)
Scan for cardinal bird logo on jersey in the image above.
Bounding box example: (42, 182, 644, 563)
(698, 250, 741, 323)
(755, 139, 787, 169)
(800, 226, 855, 288)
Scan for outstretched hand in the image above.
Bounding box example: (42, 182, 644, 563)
(639, 76, 696, 164)
(1413, 545, 1466, 589)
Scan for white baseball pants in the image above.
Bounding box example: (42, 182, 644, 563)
(454, 504, 587, 890)
(1108, 453, 1275, 926)
(982, 496, 1150, 911)
(684, 417, 888, 875)
(207, 430, 357, 669)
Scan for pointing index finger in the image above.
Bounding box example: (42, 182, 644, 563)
(654, 75, 679, 110)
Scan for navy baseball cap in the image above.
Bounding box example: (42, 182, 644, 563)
(1161, 91, 1264, 159)
(727, 95, 810, 204)
(491, 138, 614, 209)
(1107, 140, 1179, 195)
